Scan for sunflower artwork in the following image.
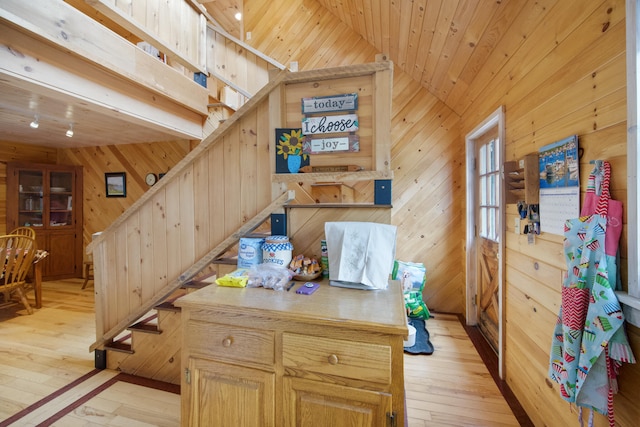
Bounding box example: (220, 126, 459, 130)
(275, 128, 310, 173)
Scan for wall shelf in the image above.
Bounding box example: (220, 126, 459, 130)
(505, 153, 539, 204)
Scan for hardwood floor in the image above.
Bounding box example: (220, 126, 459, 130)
(0, 279, 527, 426)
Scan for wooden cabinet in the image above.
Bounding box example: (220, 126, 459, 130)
(176, 280, 407, 427)
(6, 162, 83, 280)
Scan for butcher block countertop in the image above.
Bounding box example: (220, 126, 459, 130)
(175, 278, 408, 336)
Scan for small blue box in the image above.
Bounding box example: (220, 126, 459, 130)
(194, 72, 207, 88)
(374, 180, 392, 205)
(271, 213, 287, 236)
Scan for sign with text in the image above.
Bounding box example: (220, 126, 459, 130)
(303, 135, 359, 154)
(301, 93, 358, 114)
(302, 114, 359, 135)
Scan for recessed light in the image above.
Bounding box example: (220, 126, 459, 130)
(30, 115, 39, 129)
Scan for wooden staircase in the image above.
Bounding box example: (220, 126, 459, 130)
(103, 216, 284, 384)
(104, 277, 213, 385)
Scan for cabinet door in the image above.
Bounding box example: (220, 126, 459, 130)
(283, 377, 392, 427)
(45, 231, 77, 278)
(184, 357, 275, 427)
(15, 168, 44, 228)
(48, 170, 75, 228)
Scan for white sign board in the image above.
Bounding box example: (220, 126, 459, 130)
(301, 93, 358, 114)
(301, 114, 358, 135)
(303, 135, 359, 154)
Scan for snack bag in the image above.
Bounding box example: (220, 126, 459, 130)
(215, 268, 249, 288)
(392, 260, 430, 319)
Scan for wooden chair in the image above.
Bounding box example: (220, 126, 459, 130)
(82, 255, 94, 289)
(0, 234, 37, 314)
(9, 226, 37, 240)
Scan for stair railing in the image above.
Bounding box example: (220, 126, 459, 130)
(87, 70, 290, 352)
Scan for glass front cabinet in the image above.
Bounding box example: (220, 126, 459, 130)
(7, 162, 83, 280)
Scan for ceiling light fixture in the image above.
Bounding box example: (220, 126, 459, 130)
(234, 12, 242, 21)
(66, 123, 74, 138)
(30, 115, 39, 129)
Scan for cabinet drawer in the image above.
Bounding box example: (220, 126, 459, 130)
(185, 320, 275, 367)
(282, 333, 391, 385)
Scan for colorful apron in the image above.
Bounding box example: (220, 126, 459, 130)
(548, 161, 635, 426)
(580, 163, 624, 290)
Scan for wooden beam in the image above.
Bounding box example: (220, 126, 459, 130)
(0, 0, 208, 115)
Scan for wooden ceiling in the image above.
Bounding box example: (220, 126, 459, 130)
(2, 0, 518, 148)
(314, 0, 508, 115)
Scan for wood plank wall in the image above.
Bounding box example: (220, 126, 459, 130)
(454, 0, 639, 425)
(246, 0, 465, 314)
(56, 141, 192, 255)
(244, 0, 640, 425)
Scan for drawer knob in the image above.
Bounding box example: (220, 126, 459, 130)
(222, 337, 233, 347)
(328, 354, 339, 365)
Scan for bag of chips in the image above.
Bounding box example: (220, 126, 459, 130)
(392, 260, 430, 319)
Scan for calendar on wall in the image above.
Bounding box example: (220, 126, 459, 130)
(539, 135, 580, 235)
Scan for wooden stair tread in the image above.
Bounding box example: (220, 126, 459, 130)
(106, 340, 134, 354)
(212, 256, 237, 265)
(129, 322, 161, 334)
(182, 280, 211, 290)
(155, 301, 181, 312)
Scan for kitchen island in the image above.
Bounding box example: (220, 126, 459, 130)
(175, 278, 408, 427)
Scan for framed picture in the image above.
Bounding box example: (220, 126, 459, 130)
(105, 172, 126, 197)
(275, 128, 310, 173)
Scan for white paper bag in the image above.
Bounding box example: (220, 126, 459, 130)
(324, 221, 397, 290)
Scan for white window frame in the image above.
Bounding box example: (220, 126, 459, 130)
(618, 0, 640, 327)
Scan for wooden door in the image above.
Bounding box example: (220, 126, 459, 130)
(475, 129, 501, 353)
(184, 357, 275, 427)
(283, 377, 392, 427)
(478, 237, 499, 352)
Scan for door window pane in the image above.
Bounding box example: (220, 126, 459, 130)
(477, 138, 500, 242)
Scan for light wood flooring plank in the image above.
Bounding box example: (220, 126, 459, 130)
(404, 314, 520, 426)
(0, 279, 523, 426)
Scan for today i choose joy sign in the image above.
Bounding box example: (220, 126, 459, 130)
(301, 114, 359, 135)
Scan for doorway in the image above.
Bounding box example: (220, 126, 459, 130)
(465, 106, 505, 379)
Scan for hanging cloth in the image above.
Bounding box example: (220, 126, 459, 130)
(548, 161, 635, 426)
(580, 162, 624, 289)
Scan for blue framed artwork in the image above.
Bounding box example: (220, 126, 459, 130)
(275, 128, 309, 173)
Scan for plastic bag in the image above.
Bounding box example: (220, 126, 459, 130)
(247, 263, 293, 290)
(392, 260, 430, 319)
